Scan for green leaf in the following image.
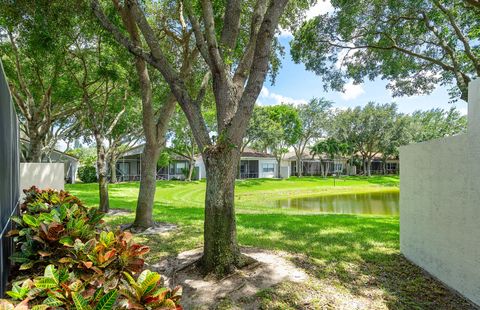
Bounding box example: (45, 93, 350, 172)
(140, 272, 161, 297)
(10, 216, 24, 226)
(94, 290, 118, 310)
(43, 265, 59, 284)
(22, 214, 39, 227)
(19, 262, 34, 270)
(59, 236, 74, 247)
(34, 277, 57, 289)
(5, 291, 22, 300)
(31, 305, 50, 310)
(72, 292, 92, 310)
(42, 296, 64, 307)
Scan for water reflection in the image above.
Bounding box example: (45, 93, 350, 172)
(271, 191, 399, 215)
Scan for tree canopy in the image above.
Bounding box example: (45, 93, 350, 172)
(291, 0, 480, 101)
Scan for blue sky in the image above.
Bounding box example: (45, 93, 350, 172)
(258, 3, 468, 115)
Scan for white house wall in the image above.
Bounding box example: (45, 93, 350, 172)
(258, 158, 277, 178)
(399, 79, 480, 306)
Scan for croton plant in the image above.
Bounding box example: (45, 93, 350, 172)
(1, 186, 182, 310)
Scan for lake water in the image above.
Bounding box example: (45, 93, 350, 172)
(270, 191, 399, 216)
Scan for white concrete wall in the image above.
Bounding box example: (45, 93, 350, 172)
(400, 79, 480, 306)
(20, 163, 65, 195)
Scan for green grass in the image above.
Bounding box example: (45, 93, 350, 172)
(66, 176, 472, 309)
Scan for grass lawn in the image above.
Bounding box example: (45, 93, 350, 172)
(66, 176, 472, 309)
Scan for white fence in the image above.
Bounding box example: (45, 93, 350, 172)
(400, 79, 480, 305)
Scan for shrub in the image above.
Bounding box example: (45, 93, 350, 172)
(78, 166, 97, 183)
(5, 187, 182, 310)
(8, 187, 104, 272)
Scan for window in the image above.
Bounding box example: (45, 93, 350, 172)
(386, 162, 397, 170)
(262, 163, 275, 173)
(175, 162, 187, 174)
(333, 163, 343, 172)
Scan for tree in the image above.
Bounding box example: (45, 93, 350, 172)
(408, 107, 467, 142)
(92, 0, 301, 274)
(170, 109, 199, 181)
(310, 137, 347, 177)
(378, 115, 411, 173)
(67, 23, 137, 212)
(249, 105, 301, 178)
(104, 0, 207, 229)
(292, 98, 332, 177)
(291, 0, 480, 102)
(0, 1, 82, 161)
(330, 102, 402, 176)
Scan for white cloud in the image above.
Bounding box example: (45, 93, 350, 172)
(305, 1, 334, 19)
(259, 87, 308, 106)
(340, 81, 365, 100)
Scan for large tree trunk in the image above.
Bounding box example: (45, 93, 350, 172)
(200, 148, 243, 275)
(27, 134, 43, 162)
(133, 143, 160, 228)
(96, 138, 110, 212)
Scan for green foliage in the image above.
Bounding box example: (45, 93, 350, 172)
(248, 105, 302, 167)
(78, 166, 98, 183)
(119, 270, 182, 309)
(67, 148, 97, 167)
(5, 188, 181, 309)
(409, 107, 467, 142)
(291, 0, 479, 101)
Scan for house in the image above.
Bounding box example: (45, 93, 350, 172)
(279, 150, 399, 177)
(196, 148, 278, 180)
(20, 138, 79, 183)
(116, 146, 278, 181)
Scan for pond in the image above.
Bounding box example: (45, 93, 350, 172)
(270, 191, 399, 216)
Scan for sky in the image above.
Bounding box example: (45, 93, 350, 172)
(258, 2, 468, 115)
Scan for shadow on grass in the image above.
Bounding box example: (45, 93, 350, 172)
(236, 213, 472, 309)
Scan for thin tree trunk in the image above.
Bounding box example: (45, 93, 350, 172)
(96, 138, 109, 212)
(133, 143, 160, 228)
(277, 158, 282, 178)
(296, 157, 302, 177)
(187, 159, 195, 181)
(367, 158, 372, 176)
(110, 158, 117, 183)
(200, 148, 243, 275)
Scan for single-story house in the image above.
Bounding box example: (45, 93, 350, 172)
(116, 146, 278, 181)
(20, 138, 79, 183)
(117, 145, 400, 181)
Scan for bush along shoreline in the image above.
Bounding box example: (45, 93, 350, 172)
(1, 186, 182, 310)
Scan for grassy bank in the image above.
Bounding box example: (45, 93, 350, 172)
(66, 176, 472, 309)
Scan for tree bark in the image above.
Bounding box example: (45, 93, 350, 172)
(95, 137, 110, 212)
(367, 158, 372, 176)
(110, 158, 117, 183)
(133, 143, 160, 228)
(27, 135, 43, 162)
(296, 157, 302, 177)
(187, 159, 195, 181)
(200, 147, 242, 275)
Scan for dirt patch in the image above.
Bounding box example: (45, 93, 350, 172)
(152, 247, 308, 309)
(123, 222, 178, 235)
(106, 208, 132, 217)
